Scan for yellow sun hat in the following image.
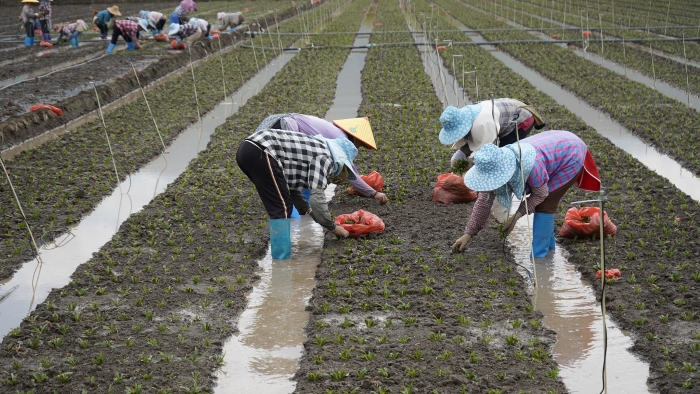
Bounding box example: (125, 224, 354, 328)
(332, 117, 377, 151)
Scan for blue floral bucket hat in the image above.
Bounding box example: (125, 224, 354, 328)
(438, 104, 483, 145)
(313, 136, 358, 181)
(464, 143, 517, 191)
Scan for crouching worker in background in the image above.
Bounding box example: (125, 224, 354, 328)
(189, 17, 211, 40)
(53, 19, 87, 46)
(237, 128, 358, 251)
(217, 11, 243, 31)
(106, 19, 148, 53)
(452, 130, 600, 257)
(255, 113, 388, 205)
(93, 6, 120, 40)
(168, 22, 200, 49)
(139, 10, 166, 34)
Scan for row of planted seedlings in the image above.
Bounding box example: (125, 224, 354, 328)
(0, 0, 342, 281)
(431, 0, 700, 178)
(293, 2, 567, 393)
(483, 0, 700, 62)
(414, 0, 700, 390)
(460, 0, 700, 99)
(0, 0, 373, 392)
(520, 0, 700, 35)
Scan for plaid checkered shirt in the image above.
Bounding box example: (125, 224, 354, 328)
(115, 20, 139, 36)
(176, 23, 199, 39)
(494, 98, 533, 139)
(526, 130, 586, 191)
(246, 129, 334, 191)
(174, 5, 187, 18)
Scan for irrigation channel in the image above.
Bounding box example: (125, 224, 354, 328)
(212, 4, 377, 392)
(0, 52, 295, 338)
(407, 3, 700, 393)
(460, 0, 700, 110)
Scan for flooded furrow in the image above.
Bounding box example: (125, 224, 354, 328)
(213, 4, 377, 392)
(470, 3, 700, 110)
(0, 51, 296, 339)
(492, 204, 654, 394)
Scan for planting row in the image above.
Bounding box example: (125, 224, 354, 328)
(415, 0, 700, 390)
(0, 0, 371, 392)
(433, 0, 700, 180)
(0, 0, 334, 281)
(460, 0, 700, 99)
(293, 2, 566, 393)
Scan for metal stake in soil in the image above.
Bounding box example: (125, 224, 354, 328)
(216, 36, 229, 104)
(92, 83, 122, 195)
(186, 45, 204, 151)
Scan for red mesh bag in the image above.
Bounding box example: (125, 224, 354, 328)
(433, 173, 477, 204)
(40, 41, 53, 47)
(559, 207, 617, 239)
(347, 171, 384, 195)
(154, 33, 169, 42)
(334, 210, 385, 238)
(30, 104, 63, 117)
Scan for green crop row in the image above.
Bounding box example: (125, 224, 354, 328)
(432, 0, 700, 179)
(0, 1, 331, 281)
(0, 0, 371, 392)
(294, 1, 566, 393)
(417, 0, 700, 390)
(459, 0, 700, 99)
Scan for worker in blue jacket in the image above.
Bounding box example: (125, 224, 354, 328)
(92, 5, 120, 40)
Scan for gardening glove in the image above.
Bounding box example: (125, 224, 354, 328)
(502, 212, 523, 236)
(373, 192, 388, 204)
(452, 233, 472, 252)
(332, 225, 349, 238)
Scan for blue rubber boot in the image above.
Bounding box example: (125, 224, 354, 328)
(29, 37, 35, 46)
(206, 34, 212, 40)
(106, 43, 115, 54)
(532, 213, 556, 258)
(71, 37, 78, 47)
(24, 36, 32, 47)
(127, 41, 135, 51)
(269, 218, 292, 260)
(290, 206, 300, 218)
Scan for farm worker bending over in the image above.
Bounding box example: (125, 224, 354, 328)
(168, 22, 201, 48)
(170, 0, 196, 25)
(93, 6, 120, 40)
(255, 113, 388, 204)
(217, 12, 244, 31)
(53, 19, 87, 47)
(38, 0, 52, 42)
(106, 19, 148, 54)
(237, 128, 359, 238)
(439, 98, 546, 167)
(139, 11, 166, 34)
(19, 0, 39, 47)
(452, 130, 601, 257)
(189, 17, 211, 40)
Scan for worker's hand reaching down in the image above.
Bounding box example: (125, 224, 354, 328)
(332, 225, 349, 238)
(502, 212, 523, 236)
(374, 192, 388, 204)
(452, 234, 472, 253)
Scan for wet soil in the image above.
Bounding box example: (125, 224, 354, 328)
(0, 45, 99, 81)
(0, 4, 302, 152)
(1, 54, 161, 122)
(295, 187, 566, 393)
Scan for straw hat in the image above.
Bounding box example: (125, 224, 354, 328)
(21, 0, 40, 4)
(439, 104, 482, 145)
(333, 117, 377, 151)
(464, 143, 516, 192)
(107, 5, 121, 16)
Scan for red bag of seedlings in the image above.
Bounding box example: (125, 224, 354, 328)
(596, 268, 621, 279)
(433, 173, 477, 204)
(210, 29, 221, 34)
(347, 171, 384, 195)
(40, 41, 53, 48)
(212, 33, 220, 39)
(559, 207, 617, 239)
(30, 104, 63, 117)
(334, 210, 385, 238)
(154, 33, 169, 42)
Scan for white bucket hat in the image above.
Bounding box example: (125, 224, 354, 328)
(168, 23, 180, 36)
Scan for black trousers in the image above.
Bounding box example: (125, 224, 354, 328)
(24, 21, 34, 37)
(95, 20, 108, 36)
(236, 140, 294, 219)
(155, 18, 166, 30)
(498, 124, 533, 147)
(111, 26, 132, 45)
(39, 19, 49, 34)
